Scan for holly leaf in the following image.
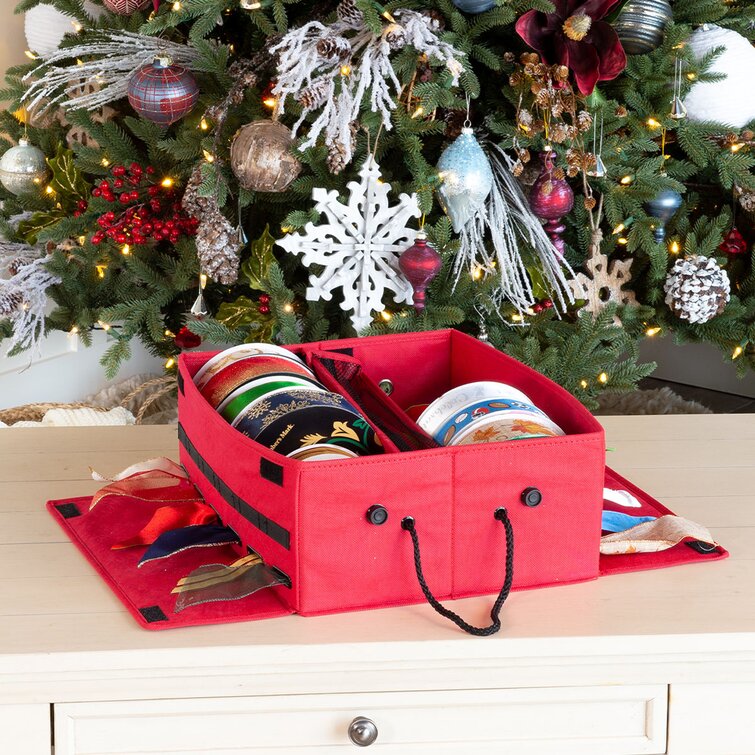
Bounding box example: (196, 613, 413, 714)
(240, 225, 276, 291)
(17, 209, 66, 244)
(216, 295, 267, 329)
(47, 145, 91, 210)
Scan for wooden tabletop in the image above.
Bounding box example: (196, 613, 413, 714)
(0, 415, 753, 703)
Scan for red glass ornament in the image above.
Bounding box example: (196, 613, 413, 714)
(719, 226, 747, 256)
(399, 233, 442, 312)
(174, 326, 202, 350)
(529, 151, 574, 259)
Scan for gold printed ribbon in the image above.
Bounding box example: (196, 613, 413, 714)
(600, 514, 718, 555)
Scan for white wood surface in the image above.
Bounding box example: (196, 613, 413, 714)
(55, 685, 667, 755)
(0, 416, 752, 754)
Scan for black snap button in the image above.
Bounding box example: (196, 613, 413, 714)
(521, 487, 543, 507)
(366, 505, 388, 525)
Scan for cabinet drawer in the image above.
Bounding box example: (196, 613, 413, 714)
(55, 684, 667, 755)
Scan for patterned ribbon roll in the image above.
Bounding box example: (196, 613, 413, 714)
(112, 501, 218, 550)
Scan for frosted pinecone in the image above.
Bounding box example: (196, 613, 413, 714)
(316, 35, 351, 62)
(337, 0, 363, 28)
(384, 23, 407, 50)
(296, 79, 330, 110)
(664, 255, 730, 324)
(0, 290, 24, 316)
(326, 140, 350, 175)
(195, 208, 241, 286)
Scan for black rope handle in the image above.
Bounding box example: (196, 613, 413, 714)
(401, 508, 514, 637)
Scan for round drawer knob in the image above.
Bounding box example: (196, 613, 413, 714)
(521, 486, 543, 507)
(348, 716, 378, 747)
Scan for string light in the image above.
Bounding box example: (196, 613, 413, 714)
(165, 329, 175, 338)
(646, 117, 661, 129)
(645, 326, 662, 337)
(165, 357, 176, 370)
(95, 264, 107, 278)
(598, 372, 609, 384)
(24, 50, 38, 60)
(78, 235, 87, 246)
(411, 106, 425, 119)
(69, 326, 79, 335)
(172, 0, 182, 8)
(161, 177, 174, 188)
(283, 303, 294, 313)
(669, 239, 681, 254)
(617, 236, 628, 245)
(202, 149, 215, 163)
(382, 9, 395, 21)
(71, 20, 83, 32)
(97, 320, 111, 332)
(730, 143, 745, 153)
(380, 310, 392, 322)
(620, 175, 633, 185)
(199, 273, 208, 288)
(121, 244, 131, 255)
(511, 314, 523, 322)
(45, 185, 55, 195)
(199, 118, 209, 131)
(686, 72, 697, 81)
(732, 345, 744, 359)
(472, 265, 484, 281)
(612, 223, 625, 235)
(580, 379, 588, 389)
(340, 65, 352, 77)
(101, 157, 110, 167)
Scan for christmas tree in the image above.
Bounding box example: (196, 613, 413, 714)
(1, 0, 754, 408)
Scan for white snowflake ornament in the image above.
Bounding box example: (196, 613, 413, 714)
(277, 157, 421, 331)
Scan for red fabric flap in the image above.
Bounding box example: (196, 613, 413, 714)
(47, 496, 293, 630)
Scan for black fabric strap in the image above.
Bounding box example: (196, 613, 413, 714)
(401, 508, 514, 637)
(178, 423, 291, 550)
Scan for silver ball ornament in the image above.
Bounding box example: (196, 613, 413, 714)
(613, 0, 672, 55)
(437, 127, 493, 233)
(0, 139, 48, 196)
(645, 188, 682, 243)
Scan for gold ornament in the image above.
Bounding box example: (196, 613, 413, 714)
(230, 120, 301, 193)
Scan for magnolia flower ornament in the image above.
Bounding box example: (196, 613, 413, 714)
(515, 0, 627, 95)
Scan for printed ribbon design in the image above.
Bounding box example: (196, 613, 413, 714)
(600, 514, 718, 555)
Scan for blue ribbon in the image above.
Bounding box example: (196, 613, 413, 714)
(138, 524, 240, 567)
(601, 510, 656, 533)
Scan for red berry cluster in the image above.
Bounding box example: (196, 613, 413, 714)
(258, 294, 271, 315)
(532, 299, 553, 314)
(88, 163, 199, 248)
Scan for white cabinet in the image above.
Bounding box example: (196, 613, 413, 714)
(54, 685, 667, 755)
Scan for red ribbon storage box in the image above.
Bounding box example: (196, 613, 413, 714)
(177, 328, 606, 621)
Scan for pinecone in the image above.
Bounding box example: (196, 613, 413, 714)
(316, 35, 351, 62)
(327, 141, 350, 175)
(183, 165, 240, 285)
(576, 110, 593, 132)
(384, 23, 407, 51)
(296, 79, 330, 110)
(0, 290, 24, 316)
(664, 255, 730, 324)
(337, 0, 363, 28)
(7, 257, 29, 277)
(195, 207, 241, 286)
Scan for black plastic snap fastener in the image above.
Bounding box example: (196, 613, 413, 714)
(521, 487, 543, 507)
(366, 505, 389, 525)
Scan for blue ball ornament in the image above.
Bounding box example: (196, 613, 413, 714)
(645, 188, 682, 242)
(451, 0, 496, 13)
(437, 128, 494, 233)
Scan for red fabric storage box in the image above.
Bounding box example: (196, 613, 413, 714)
(177, 329, 606, 619)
